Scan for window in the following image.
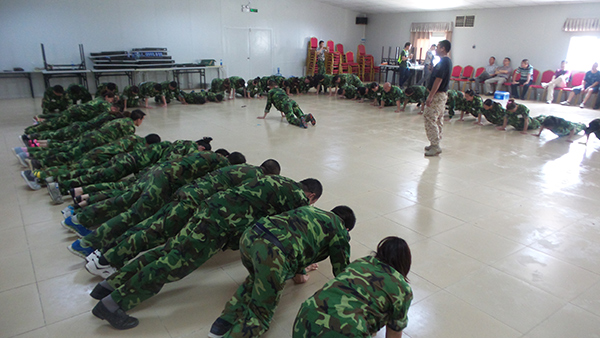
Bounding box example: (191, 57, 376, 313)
(430, 32, 446, 65)
(565, 36, 600, 72)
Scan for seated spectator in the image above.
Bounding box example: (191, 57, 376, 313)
(510, 59, 534, 99)
(484, 57, 513, 95)
(561, 62, 600, 108)
(473, 56, 497, 93)
(542, 60, 571, 104)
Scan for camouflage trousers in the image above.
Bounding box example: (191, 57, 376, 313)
(481, 111, 504, 125)
(107, 220, 229, 311)
(76, 182, 145, 228)
(218, 228, 290, 338)
(282, 102, 306, 127)
(511, 115, 544, 131)
(80, 174, 175, 249)
(317, 59, 325, 75)
(59, 153, 138, 193)
(33, 134, 118, 167)
(377, 97, 397, 107)
(293, 317, 355, 338)
(25, 115, 73, 134)
(424, 92, 448, 146)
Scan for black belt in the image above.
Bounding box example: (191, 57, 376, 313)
(254, 222, 289, 256)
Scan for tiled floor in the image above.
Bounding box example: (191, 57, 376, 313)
(2, 92, 600, 338)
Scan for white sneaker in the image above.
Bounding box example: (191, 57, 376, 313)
(580, 103, 585, 108)
(546, 100, 551, 104)
(86, 250, 102, 263)
(85, 258, 117, 278)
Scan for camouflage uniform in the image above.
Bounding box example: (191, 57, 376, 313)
(217, 206, 351, 337)
(210, 78, 226, 93)
(105, 175, 310, 312)
(379, 86, 404, 106)
(102, 164, 266, 268)
(264, 88, 307, 127)
(77, 152, 230, 249)
(445, 90, 463, 119)
(138, 82, 159, 100)
(41, 87, 71, 116)
(293, 256, 413, 337)
(30, 111, 118, 142)
(154, 81, 178, 104)
(120, 85, 140, 108)
(95, 83, 119, 98)
(343, 74, 363, 88)
(481, 101, 506, 125)
(543, 116, 586, 137)
(404, 85, 428, 105)
(32, 135, 145, 181)
(31, 117, 137, 167)
(58, 140, 198, 194)
(506, 104, 541, 130)
(25, 98, 111, 134)
(461, 95, 484, 117)
(229, 76, 245, 96)
(246, 80, 262, 97)
(67, 84, 93, 105)
(340, 85, 358, 99)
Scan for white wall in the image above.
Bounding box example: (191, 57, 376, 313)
(365, 3, 600, 76)
(0, 0, 364, 98)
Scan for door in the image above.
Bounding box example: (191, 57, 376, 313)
(223, 27, 272, 79)
(249, 28, 272, 78)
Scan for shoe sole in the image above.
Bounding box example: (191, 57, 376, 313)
(21, 171, 41, 190)
(17, 154, 28, 168)
(47, 183, 64, 205)
(424, 150, 442, 156)
(67, 244, 89, 259)
(85, 260, 116, 278)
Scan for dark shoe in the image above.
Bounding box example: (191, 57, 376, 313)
(306, 113, 316, 126)
(90, 283, 113, 300)
(92, 301, 139, 330)
(208, 318, 233, 338)
(69, 188, 76, 199)
(20, 135, 30, 146)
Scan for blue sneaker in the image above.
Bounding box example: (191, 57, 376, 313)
(61, 216, 92, 237)
(68, 239, 94, 258)
(61, 205, 75, 218)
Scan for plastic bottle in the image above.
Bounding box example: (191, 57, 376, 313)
(220, 59, 223, 66)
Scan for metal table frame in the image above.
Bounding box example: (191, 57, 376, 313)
(40, 69, 90, 90)
(0, 71, 34, 98)
(91, 69, 135, 87)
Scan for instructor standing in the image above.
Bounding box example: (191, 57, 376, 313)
(423, 40, 452, 156)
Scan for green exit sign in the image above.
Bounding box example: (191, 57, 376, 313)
(249, 8, 258, 13)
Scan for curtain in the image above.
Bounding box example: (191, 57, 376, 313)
(410, 22, 453, 32)
(563, 18, 600, 32)
(410, 32, 432, 62)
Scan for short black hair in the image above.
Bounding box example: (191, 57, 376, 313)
(337, 88, 344, 95)
(319, 40, 324, 45)
(375, 236, 412, 281)
(169, 81, 178, 88)
(69, 85, 81, 95)
(357, 87, 367, 96)
(144, 133, 161, 144)
(104, 92, 115, 99)
(585, 119, 600, 135)
(130, 109, 146, 121)
(541, 116, 558, 128)
(215, 148, 229, 157)
(260, 159, 281, 175)
(332, 75, 340, 83)
(299, 178, 323, 200)
(505, 57, 511, 62)
(405, 87, 414, 96)
(506, 101, 517, 110)
(369, 82, 379, 90)
(438, 40, 451, 52)
(195, 95, 207, 104)
(490, 56, 496, 61)
(237, 78, 245, 87)
(404, 42, 411, 48)
(153, 84, 162, 91)
(268, 80, 277, 87)
(483, 98, 494, 106)
(331, 205, 356, 231)
(227, 151, 246, 165)
(195, 137, 213, 151)
(53, 85, 64, 94)
(130, 85, 139, 94)
(215, 93, 224, 102)
(106, 83, 117, 91)
(464, 89, 475, 97)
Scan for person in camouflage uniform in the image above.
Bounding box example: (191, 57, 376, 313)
(314, 74, 334, 95)
(25, 111, 144, 167)
(355, 85, 372, 103)
(246, 77, 262, 98)
(95, 82, 119, 98)
(401, 85, 428, 113)
(293, 236, 413, 338)
(478, 99, 506, 125)
(154, 81, 186, 105)
(458, 89, 484, 121)
(138, 82, 163, 108)
(445, 89, 463, 119)
(67, 151, 234, 254)
(210, 78, 231, 95)
(119, 85, 140, 111)
(209, 205, 356, 338)
(88, 160, 281, 272)
(40, 85, 71, 116)
(56, 138, 209, 195)
(67, 84, 93, 105)
(369, 82, 384, 106)
(378, 82, 404, 112)
(533, 115, 586, 142)
(337, 84, 359, 99)
(88, 176, 322, 330)
(176, 90, 207, 104)
(26, 93, 115, 135)
(258, 80, 316, 128)
(497, 99, 543, 133)
(227, 76, 245, 99)
(25, 134, 160, 182)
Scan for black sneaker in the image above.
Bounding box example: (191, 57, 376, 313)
(20, 135, 30, 147)
(306, 113, 317, 126)
(92, 301, 139, 330)
(90, 283, 113, 300)
(208, 318, 233, 338)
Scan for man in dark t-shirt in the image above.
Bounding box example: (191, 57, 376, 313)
(424, 40, 452, 156)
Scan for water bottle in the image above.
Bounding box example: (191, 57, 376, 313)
(276, 67, 281, 76)
(220, 59, 223, 66)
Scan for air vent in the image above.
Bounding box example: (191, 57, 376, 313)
(455, 15, 475, 28)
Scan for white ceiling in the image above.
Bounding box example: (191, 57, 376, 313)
(315, 0, 600, 13)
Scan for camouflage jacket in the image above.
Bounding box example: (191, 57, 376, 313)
(405, 85, 428, 103)
(67, 84, 93, 104)
(41, 87, 71, 112)
(264, 88, 293, 113)
(139, 82, 159, 98)
(95, 83, 119, 98)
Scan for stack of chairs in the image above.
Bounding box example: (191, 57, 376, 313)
(306, 37, 318, 76)
(336, 44, 346, 64)
(342, 51, 359, 75)
(356, 44, 379, 81)
(324, 40, 341, 75)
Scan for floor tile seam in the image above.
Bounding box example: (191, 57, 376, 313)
(524, 241, 600, 276)
(517, 302, 579, 337)
(567, 299, 600, 319)
(379, 212, 465, 239)
(426, 236, 517, 266)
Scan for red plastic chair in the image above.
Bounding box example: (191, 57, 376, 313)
(336, 44, 345, 63)
(501, 69, 519, 92)
(357, 44, 366, 57)
(558, 72, 586, 103)
(449, 65, 463, 90)
(309, 37, 318, 49)
(469, 67, 485, 91)
(327, 40, 335, 53)
(529, 70, 554, 101)
(454, 65, 474, 91)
